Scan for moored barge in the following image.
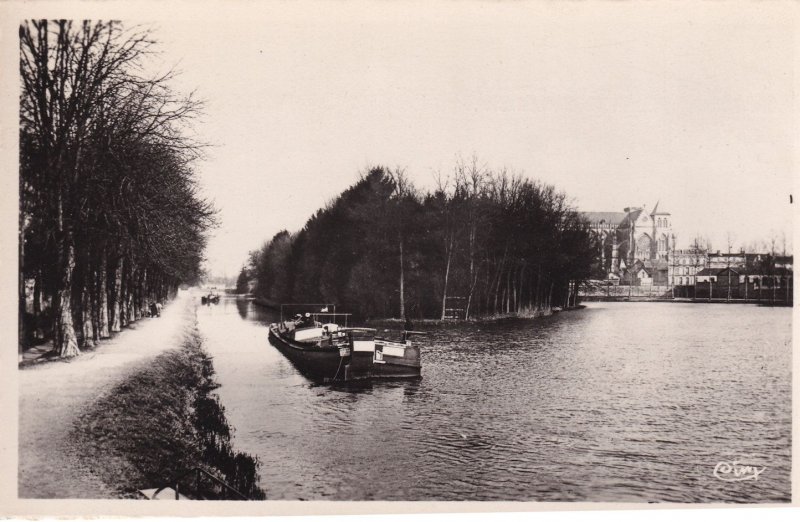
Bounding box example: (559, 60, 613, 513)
(267, 306, 422, 382)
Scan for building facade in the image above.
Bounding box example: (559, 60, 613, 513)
(583, 202, 673, 282)
(695, 266, 793, 303)
(669, 249, 707, 288)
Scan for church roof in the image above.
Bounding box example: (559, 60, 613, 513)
(581, 211, 627, 225)
(620, 208, 644, 226)
(650, 200, 670, 215)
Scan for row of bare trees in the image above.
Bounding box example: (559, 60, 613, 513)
(430, 157, 594, 319)
(239, 159, 594, 320)
(20, 20, 214, 357)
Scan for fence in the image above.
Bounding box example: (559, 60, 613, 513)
(579, 283, 672, 299)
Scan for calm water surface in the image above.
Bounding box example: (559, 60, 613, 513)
(196, 298, 791, 502)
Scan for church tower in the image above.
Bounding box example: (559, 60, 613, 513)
(611, 234, 619, 274)
(650, 201, 672, 260)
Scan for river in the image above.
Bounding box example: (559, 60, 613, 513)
(195, 297, 791, 502)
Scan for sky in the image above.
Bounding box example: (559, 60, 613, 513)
(141, 2, 794, 277)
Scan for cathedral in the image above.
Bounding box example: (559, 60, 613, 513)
(582, 203, 673, 284)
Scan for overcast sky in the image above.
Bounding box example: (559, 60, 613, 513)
(145, 2, 795, 277)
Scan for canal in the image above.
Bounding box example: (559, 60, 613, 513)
(196, 297, 791, 502)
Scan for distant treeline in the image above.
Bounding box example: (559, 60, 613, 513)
(238, 160, 595, 320)
(20, 21, 213, 357)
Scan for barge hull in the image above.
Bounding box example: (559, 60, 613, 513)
(267, 328, 347, 380)
(267, 326, 421, 382)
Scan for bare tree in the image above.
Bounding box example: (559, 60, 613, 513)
(20, 21, 155, 356)
(456, 154, 486, 319)
(20, 20, 212, 357)
(388, 167, 415, 319)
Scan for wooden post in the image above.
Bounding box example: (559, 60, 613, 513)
(787, 275, 791, 304)
(772, 276, 776, 306)
(727, 271, 731, 303)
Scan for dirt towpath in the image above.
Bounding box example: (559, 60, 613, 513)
(18, 291, 194, 498)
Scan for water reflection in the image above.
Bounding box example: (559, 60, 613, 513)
(196, 296, 791, 502)
(235, 297, 250, 319)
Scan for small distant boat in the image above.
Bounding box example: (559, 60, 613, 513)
(202, 293, 220, 305)
(267, 305, 422, 382)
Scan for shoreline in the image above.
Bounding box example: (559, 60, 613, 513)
(248, 295, 584, 324)
(71, 315, 266, 500)
(18, 294, 265, 500)
(250, 292, 792, 322)
(581, 296, 793, 306)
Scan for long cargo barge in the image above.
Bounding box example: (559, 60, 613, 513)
(267, 308, 421, 382)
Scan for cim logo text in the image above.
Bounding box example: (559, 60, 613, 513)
(713, 461, 766, 482)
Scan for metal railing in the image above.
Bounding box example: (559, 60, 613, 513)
(151, 466, 250, 500)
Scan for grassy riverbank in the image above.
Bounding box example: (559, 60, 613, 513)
(73, 322, 265, 499)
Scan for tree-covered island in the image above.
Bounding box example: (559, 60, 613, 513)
(238, 159, 596, 321)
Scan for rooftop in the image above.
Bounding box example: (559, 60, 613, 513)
(581, 211, 627, 226)
(620, 208, 644, 227)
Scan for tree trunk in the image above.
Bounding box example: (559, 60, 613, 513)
(482, 264, 492, 315)
(136, 267, 146, 320)
(512, 280, 517, 313)
(120, 257, 132, 327)
(486, 266, 500, 314)
(465, 269, 478, 320)
(127, 289, 134, 323)
(398, 237, 405, 319)
(19, 213, 27, 356)
(110, 257, 123, 333)
(32, 269, 44, 339)
(81, 278, 95, 348)
(96, 250, 110, 338)
(124, 262, 136, 324)
(535, 265, 542, 311)
(465, 225, 476, 319)
(131, 266, 141, 321)
(440, 235, 453, 320)
(505, 271, 511, 313)
(54, 240, 80, 357)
